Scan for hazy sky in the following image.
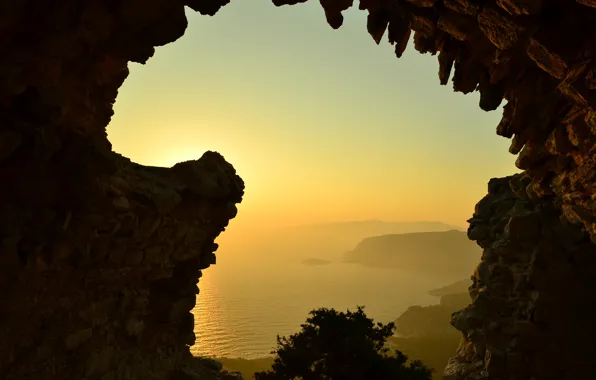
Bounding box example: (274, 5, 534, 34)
(107, 0, 517, 239)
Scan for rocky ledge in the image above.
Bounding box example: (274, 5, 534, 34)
(445, 176, 596, 380)
(0, 150, 244, 380)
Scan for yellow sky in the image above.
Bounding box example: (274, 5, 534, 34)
(106, 1, 518, 242)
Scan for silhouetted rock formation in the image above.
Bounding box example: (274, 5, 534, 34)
(0, 150, 243, 379)
(1, 0, 596, 379)
(444, 176, 596, 380)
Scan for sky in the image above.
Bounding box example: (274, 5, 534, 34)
(106, 0, 518, 244)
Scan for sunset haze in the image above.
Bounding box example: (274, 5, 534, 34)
(107, 0, 517, 249)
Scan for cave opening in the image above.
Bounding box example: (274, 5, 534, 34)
(106, 0, 516, 361)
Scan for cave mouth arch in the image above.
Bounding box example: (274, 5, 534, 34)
(107, 0, 516, 240)
(1, 1, 596, 380)
(107, 2, 518, 362)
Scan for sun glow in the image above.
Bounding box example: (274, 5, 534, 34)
(156, 147, 220, 168)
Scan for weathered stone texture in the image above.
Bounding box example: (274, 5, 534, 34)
(447, 176, 596, 380)
(1, 0, 596, 379)
(0, 0, 246, 378)
(0, 151, 244, 380)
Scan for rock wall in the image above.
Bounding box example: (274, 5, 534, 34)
(446, 176, 596, 379)
(0, 0, 595, 379)
(0, 3, 245, 377)
(0, 149, 244, 379)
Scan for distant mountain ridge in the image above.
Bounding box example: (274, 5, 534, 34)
(429, 278, 472, 297)
(289, 220, 462, 235)
(343, 230, 480, 281)
(267, 220, 463, 261)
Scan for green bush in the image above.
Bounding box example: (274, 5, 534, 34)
(254, 306, 432, 380)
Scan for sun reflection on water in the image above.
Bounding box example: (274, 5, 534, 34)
(190, 256, 443, 360)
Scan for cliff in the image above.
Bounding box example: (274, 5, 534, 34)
(429, 279, 472, 297)
(0, 149, 245, 379)
(343, 230, 481, 280)
(445, 176, 596, 380)
(266, 220, 459, 260)
(1, 0, 595, 380)
(392, 289, 470, 380)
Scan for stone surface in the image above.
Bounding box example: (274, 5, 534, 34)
(1, 0, 596, 379)
(0, 149, 244, 380)
(450, 176, 596, 379)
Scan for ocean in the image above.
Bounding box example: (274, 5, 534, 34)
(190, 250, 451, 359)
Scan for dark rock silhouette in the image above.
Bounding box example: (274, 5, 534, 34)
(1, 0, 596, 379)
(445, 176, 596, 380)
